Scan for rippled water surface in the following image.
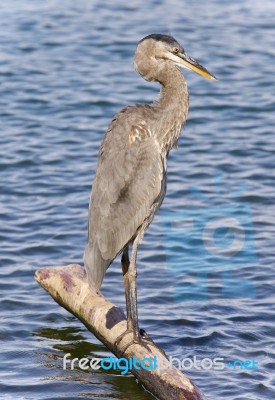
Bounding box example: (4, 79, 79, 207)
(1, 0, 275, 399)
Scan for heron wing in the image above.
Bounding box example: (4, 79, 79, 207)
(88, 114, 165, 261)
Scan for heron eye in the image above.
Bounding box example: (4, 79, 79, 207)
(172, 47, 179, 54)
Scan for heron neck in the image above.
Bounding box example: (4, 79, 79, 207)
(154, 65, 189, 153)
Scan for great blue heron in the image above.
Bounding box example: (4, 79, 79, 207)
(84, 34, 216, 348)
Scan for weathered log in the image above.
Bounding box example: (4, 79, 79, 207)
(35, 264, 206, 400)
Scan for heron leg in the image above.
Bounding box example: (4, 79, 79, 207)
(114, 235, 152, 353)
(128, 234, 140, 340)
(121, 246, 133, 331)
(114, 246, 134, 350)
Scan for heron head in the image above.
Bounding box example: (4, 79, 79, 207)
(136, 34, 217, 81)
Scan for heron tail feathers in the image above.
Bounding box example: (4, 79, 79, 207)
(83, 243, 109, 293)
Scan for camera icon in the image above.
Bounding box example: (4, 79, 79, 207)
(161, 177, 257, 301)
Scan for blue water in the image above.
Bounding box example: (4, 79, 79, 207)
(0, 0, 274, 399)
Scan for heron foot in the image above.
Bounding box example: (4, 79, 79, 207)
(114, 328, 153, 354)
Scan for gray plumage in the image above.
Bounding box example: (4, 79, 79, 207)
(83, 34, 216, 343)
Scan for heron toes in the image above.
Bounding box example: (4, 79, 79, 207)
(114, 328, 153, 354)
